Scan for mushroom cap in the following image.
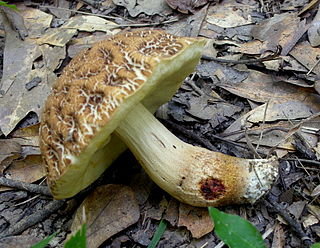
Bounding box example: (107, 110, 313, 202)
(39, 30, 206, 199)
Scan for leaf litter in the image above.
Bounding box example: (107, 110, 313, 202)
(0, 0, 319, 247)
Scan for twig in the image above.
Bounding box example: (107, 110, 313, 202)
(79, 0, 100, 8)
(214, 241, 225, 248)
(264, 198, 313, 246)
(244, 127, 261, 158)
(40, 5, 119, 20)
(306, 58, 320, 75)
(160, 119, 218, 152)
(0, 177, 52, 197)
(256, 100, 270, 151)
(281, 158, 320, 166)
(14, 194, 40, 207)
(40, 6, 179, 28)
(267, 112, 320, 157)
(201, 46, 281, 64)
(0, 199, 66, 238)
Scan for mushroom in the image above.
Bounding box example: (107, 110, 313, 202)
(40, 30, 278, 206)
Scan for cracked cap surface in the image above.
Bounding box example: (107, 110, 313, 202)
(39, 30, 206, 198)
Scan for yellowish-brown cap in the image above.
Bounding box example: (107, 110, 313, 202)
(39, 30, 206, 199)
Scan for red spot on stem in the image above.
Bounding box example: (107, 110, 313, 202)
(199, 178, 226, 200)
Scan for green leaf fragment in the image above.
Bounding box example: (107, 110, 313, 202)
(208, 207, 267, 248)
(0, 1, 18, 10)
(31, 232, 56, 248)
(148, 219, 167, 248)
(64, 223, 87, 248)
(311, 243, 320, 248)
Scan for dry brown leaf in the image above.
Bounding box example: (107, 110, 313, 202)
(206, 3, 253, 28)
(37, 16, 120, 47)
(290, 40, 320, 75)
(220, 70, 320, 104)
(165, 0, 210, 14)
(311, 184, 320, 197)
(19, 6, 53, 38)
(307, 5, 320, 47)
(1, 4, 28, 39)
(36, 28, 77, 47)
(177, 203, 213, 238)
(223, 100, 320, 153)
(0, 8, 60, 136)
(62, 15, 120, 34)
(112, 0, 172, 17)
(308, 204, 320, 220)
(271, 223, 285, 248)
(71, 185, 140, 248)
(166, 5, 208, 37)
(287, 201, 306, 219)
(186, 95, 241, 128)
(164, 198, 179, 226)
(67, 34, 112, 58)
(298, 0, 320, 16)
(302, 214, 319, 228)
(0, 235, 42, 248)
(252, 12, 307, 56)
(48, 0, 71, 20)
(263, 56, 309, 73)
(228, 40, 275, 55)
(0, 140, 21, 173)
(0, 155, 45, 192)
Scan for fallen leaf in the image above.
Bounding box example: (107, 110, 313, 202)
(290, 40, 320, 75)
(0, 140, 21, 173)
(222, 100, 320, 153)
(0, 155, 45, 192)
(62, 15, 120, 34)
(67, 34, 112, 58)
(112, 0, 172, 17)
(178, 203, 213, 238)
(1, 5, 28, 39)
(303, 214, 319, 228)
(71, 185, 140, 248)
(166, 5, 208, 37)
(220, 70, 320, 105)
(252, 12, 307, 56)
(0, 235, 42, 248)
(165, 0, 210, 14)
(0, 7, 61, 135)
(308, 204, 320, 220)
(48, 0, 71, 20)
(163, 198, 179, 226)
(36, 28, 78, 47)
(206, 3, 253, 28)
(311, 185, 320, 197)
(186, 94, 241, 128)
(271, 223, 285, 248)
(287, 201, 306, 219)
(20, 6, 53, 38)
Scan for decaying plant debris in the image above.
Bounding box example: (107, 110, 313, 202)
(0, 0, 319, 247)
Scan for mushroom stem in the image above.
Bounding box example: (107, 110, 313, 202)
(115, 103, 278, 207)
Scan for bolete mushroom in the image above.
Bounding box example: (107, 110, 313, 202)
(40, 30, 278, 206)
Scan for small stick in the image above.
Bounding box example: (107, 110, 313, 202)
(160, 119, 218, 152)
(0, 199, 66, 238)
(281, 158, 320, 166)
(256, 100, 270, 151)
(40, 6, 179, 27)
(201, 46, 281, 65)
(0, 177, 52, 197)
(79, 0, 100, 8)
(264, 199, 313, 246)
